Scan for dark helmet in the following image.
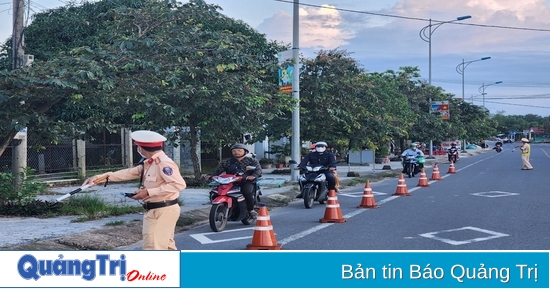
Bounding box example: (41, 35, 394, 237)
(230, 143, 249, 153)
(315, 141, 328, 147)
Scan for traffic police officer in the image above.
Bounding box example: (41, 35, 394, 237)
(82, 130, 187, 250)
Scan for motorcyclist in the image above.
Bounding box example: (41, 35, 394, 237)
(400, 143, 424, 175)
(204, 143, 261, 218)
(294, 141, 336, 198)
(447, 142, 459, 162)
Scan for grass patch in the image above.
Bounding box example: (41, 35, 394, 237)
(61, 195, 142, 222)
(105, 220, 125, 226)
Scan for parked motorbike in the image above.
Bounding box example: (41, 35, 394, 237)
(403, 156, 424, 178)
(207, 166, 261, 232)
(447, 149, 459, 163)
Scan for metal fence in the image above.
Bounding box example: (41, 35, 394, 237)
(0, 130, 127, 175)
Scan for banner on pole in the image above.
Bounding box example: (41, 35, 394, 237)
(431, 101, 450, 120)
(277, 50, 293, 94)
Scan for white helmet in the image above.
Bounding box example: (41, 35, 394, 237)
(315, 141, 328, 147)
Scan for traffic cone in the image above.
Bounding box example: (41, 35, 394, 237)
(392, 174, 411, 196)
(246, 204, 282, 250)
(447, 161, 457, 174)
(357, 181, 379, 208)
(430, 164, 442, 180)
(320, 189, 347, 223)
(417, 169, 429, 187)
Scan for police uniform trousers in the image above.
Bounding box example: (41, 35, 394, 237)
(142, 203, 181, 250)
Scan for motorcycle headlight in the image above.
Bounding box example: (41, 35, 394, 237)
(306, 166, 313, 171)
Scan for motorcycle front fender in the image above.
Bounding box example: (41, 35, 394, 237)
(212, 195, 234, 208)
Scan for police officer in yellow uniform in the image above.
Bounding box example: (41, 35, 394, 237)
(82, 130, 187, 250)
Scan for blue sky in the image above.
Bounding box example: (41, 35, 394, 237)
(2, 0, 550, 116)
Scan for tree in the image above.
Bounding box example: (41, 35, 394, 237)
(0, 0, 295, 180)
(88, 0, 295, 178)
(299, 50, 412, 154)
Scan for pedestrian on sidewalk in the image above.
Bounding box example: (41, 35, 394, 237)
(517, 138, 533, 170)
(82, 130, 187, 250)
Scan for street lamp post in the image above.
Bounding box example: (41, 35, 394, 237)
(479, 81, 503, 108)
(419, 15, 471, 158)
(455, 56, 491, 152)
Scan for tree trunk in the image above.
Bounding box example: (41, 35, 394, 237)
(0, 128, 17, 158)
(188, 123, 202, 180)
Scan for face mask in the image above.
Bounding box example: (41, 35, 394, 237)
(316, 147, 326, 153)
(137, 147, 146, 158)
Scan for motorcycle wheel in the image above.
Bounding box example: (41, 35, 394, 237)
(407, 164, 414, 178)
(303, 187, 315, 209)
(209, 203, 228, 232)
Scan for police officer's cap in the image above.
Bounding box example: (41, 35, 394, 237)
(131, 130, 167, 147)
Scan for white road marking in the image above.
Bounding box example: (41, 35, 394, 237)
(190, 227, 255, 244)
(419, 226, 509, 245)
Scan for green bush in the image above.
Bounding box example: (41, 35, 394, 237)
(0, 167, 45, 205)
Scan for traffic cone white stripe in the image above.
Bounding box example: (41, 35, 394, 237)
(328, 197, 337, 200)
(326, 204, 340, 208)
(254, 225, 274, 231)
(256, 216, 270, 221)
(362, 194, 374, 198)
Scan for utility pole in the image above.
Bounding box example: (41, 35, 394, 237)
(12, 0, 28, 189)
(290, 0, 300, 182)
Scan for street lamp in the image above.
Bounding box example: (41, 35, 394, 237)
(419, 15, 471, 158)
(455, 56, 491, 152)
(456, 57, 491, 100)
(479, 81, 503, 108)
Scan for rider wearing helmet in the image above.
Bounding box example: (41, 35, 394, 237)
(309, 143, 316, 153)
(294, 141, 337, 198)
(448, 142, 459, 162)
(205, 143, 262, 218)
(400, 142, 424, 175)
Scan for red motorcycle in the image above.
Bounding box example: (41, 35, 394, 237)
(208, 167, 261, 232)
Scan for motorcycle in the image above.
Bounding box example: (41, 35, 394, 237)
(494, 145, 502, 153)
(403, 156, 424, 178)
(295, 163, 329, 209)
(447, 149, 459, 163)
(207, 166, 261, 232)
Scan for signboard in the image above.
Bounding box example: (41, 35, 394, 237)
(431, 101, 449, 120)
(277, 50, 293, 94)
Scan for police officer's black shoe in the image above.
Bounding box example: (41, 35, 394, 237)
(296, 192, 304, 198)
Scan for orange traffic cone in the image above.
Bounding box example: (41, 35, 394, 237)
(392, 174, 411, 196)
(430, 164, 442, 180)
(320, 189, 347, 223)
(246, 204, 282, 250)
(447, 161, 457, 174)
(417, 169, 429, 187)
(357, 181, 379, 208)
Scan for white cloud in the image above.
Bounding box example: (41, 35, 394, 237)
(257, 5, 355, 50)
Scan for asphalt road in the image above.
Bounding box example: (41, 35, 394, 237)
(175, 142, 550, 250)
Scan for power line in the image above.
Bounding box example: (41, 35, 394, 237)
(481, 100, 550, 109)
(274, 0, 550, 33)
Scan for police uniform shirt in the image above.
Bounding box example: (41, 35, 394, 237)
(97, 151, 186, 203)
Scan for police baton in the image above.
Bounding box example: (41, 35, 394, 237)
(56, 175, 109, 201)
